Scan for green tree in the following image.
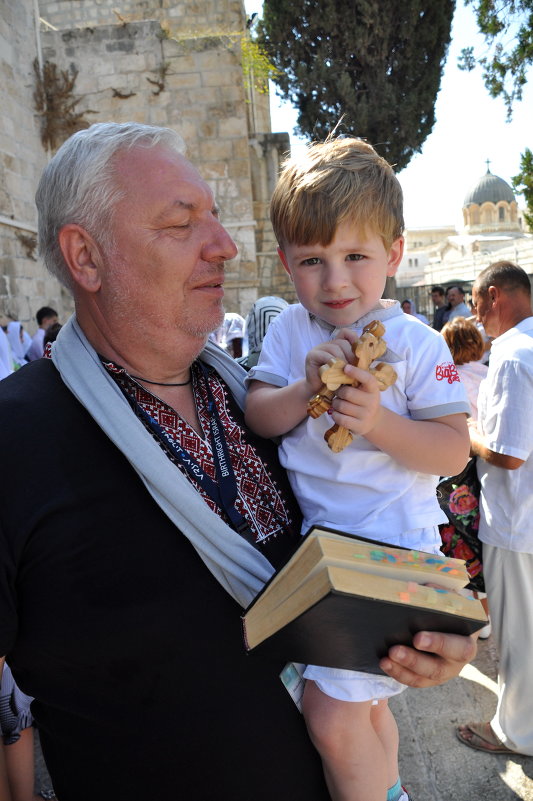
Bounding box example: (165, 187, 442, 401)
(512, 147, 533, 229)
(257, 0, 455, 171)
(458, 0, 533, 118)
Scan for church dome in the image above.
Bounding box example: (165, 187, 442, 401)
(464, 168, 515, 206)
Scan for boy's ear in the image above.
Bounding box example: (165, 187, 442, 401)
(58, 224, 103, 292)
(386, 236, 404, 277)
(277, 247, 293, 279)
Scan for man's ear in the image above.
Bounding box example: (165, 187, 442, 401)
(488, 284, 499, 305)
(58, 224, 103, 292)
(386, 236, 404, 277)
(277, 246, 293, 279)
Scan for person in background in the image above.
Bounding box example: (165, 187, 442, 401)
(43, 323, 63, 352)
(446, 286, 470, 321)
(441, 316, 487, 421)
(400, 298, 429, 324)
(440, 315, 490, 638)
(25, 307, 59, 362)
(430, 285, 448, 331)
(0, 663, 43, 801)
(0, 327, 13, 380)
(238, 295, 289, 370)
(6, 323, 28, 370)
(457, 261, 533, 756)
(209, 311, 245, 358)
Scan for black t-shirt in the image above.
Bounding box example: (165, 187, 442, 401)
(0, 360, 329, 801)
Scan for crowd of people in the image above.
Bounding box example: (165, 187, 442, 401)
(0, 121, 531, 801)
(0, 307, 60, 380)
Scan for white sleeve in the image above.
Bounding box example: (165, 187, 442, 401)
(405, 327, 470, 419)
(482, 357, 533, 460)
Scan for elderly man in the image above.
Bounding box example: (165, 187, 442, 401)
(457, 261, 533, 756)
(446, 285, 471, 321)
(0, 123, 476, 801)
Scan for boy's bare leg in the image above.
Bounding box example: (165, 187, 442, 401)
(370, 700, 399, 788)
(303, 680, 390, 801)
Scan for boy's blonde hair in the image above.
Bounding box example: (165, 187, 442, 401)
(270, 136, 404, 250)
(441, 316, 484, 365)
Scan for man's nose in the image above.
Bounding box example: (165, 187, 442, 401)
(203, 218, 238, 262)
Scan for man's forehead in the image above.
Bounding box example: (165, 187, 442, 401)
(115, 146, 216, 208)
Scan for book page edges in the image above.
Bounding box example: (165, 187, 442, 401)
(243, 563, 486, 651)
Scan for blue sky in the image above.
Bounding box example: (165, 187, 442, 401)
(245, 0, 532, 229)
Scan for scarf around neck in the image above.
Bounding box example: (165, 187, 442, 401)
(51, 315, 275, 608)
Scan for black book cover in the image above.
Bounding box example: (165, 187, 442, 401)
(245, 586, 485, 674)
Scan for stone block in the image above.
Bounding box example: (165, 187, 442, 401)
(165, 71, 202, 90)
(202, 68, 240, 88)
(105, 39, 135, 54)
(231, 137, 251, 160)
(219, 117, 244, 139)
(198, 119, 218, 139)
(164, 52, 197, 72)
(198, 140, 233, 161)
(201, 162, 228, 180)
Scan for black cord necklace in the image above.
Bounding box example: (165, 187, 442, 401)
(128, 373, 192, 387)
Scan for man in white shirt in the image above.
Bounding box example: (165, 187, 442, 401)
(446, 286, 470, 321)
(457, 261, 533, 756)
(26, 306, 58, 361)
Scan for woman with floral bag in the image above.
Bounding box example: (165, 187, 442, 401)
(439, 317, 490, 637)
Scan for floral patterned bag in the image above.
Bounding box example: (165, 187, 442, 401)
(437, 457, 484, 592)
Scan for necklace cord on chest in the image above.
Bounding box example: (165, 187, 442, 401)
(127, 373, 191, 387)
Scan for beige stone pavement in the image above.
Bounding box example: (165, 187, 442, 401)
(391, 635, 533, 801)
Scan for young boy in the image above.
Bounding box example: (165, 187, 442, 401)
(245, 137, 471, 801)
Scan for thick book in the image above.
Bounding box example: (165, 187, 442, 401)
(242, 525, 487, 674)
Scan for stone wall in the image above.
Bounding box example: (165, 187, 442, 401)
(39, 0, 244, 33)
(249, 131, 299, 302)
(0, 0, 68, 329)
(1, 0, 288, 337)
(40, 18, 259, 312)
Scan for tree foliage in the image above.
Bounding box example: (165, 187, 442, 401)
(257, 0, 455, 171)
(512, 147, 533, 229)
(458, 0, 533, 118)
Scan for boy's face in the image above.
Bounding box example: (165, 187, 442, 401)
(278, 220, 403, 327)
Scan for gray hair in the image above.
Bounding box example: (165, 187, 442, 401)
(35, 122, 186, 289)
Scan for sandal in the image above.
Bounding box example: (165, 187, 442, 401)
(456, 722, 516, 754)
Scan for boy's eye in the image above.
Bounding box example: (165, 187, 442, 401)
(301, 257, 321, 266)
(347, 253, 364, 261)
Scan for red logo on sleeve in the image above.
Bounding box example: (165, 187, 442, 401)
(436, 362, 460, 384)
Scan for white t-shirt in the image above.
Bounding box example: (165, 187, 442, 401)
(249, 300, 470, 548)
(456, 360, 487, 420)
(477, 317, 533, 553)
(448, 302, 471, 321)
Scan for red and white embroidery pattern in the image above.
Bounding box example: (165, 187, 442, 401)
(107, 361, 292, 547)
(436, 362, 460, 384)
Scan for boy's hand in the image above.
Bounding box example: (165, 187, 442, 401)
(328, 363, 383, 436)
(304, 337, 356, 395)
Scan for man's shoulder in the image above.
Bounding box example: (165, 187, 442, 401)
(0, 360, 68, 417)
